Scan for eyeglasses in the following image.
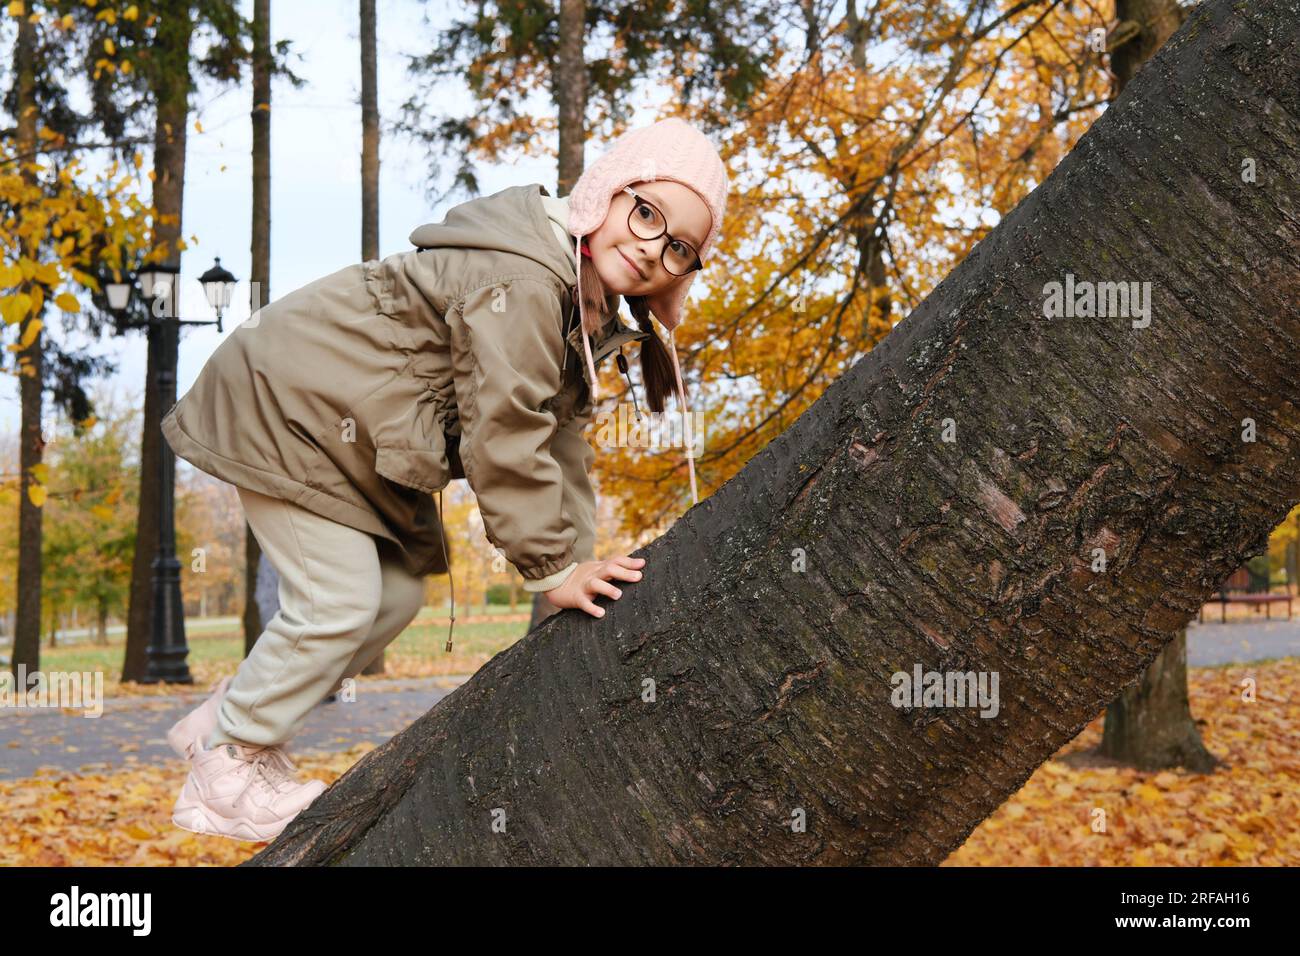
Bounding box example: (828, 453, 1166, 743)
(622, 186, 703, 277)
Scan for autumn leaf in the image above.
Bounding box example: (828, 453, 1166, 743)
(26, 483, 46, 507)
(55, 293, 80, 313)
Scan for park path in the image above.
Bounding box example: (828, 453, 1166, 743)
(1, 615, 1297, 782)
(0, 675, 467, 782)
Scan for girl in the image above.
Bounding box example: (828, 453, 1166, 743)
(160, 116, 729, 841)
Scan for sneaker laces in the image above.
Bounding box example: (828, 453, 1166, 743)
(229, 744, 301, 806)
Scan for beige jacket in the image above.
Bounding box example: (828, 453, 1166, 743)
(161, 183, 651, 616)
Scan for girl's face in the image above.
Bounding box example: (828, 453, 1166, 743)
(585, 180, 712, 296)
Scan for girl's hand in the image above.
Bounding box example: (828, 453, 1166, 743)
(545, 555, 646, 618)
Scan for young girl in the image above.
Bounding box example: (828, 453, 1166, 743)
(159, 116, 729, 842)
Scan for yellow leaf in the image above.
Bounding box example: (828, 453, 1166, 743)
(194, 119, 204, 134)
(91, 504, 114, 521)
(6, 1, 23, 17)
(17, 316, 42, 348)
(0, 264, 21, 287)
(55, 293, 79, 313)
(31, 462, 48, 482)
(1134, 783, 1163, 803)
(27, 484, 45, 507)
(34, 262, 60, 284)
(121, 59, 131, 74)
(133, 152, 143, 169)
(96, 7, 116, 25)
(103, 37, 115, 56)
(124, 5, 138, 21)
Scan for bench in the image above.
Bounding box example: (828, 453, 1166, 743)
(1199, 592, 1293, 623)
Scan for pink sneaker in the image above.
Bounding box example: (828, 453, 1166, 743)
(171, 740, 328, 842)
(166, 675, 234, 760)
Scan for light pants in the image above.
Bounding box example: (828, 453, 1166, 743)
(206, 485, 427, 750)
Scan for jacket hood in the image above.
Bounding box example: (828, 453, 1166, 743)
(409, 183, 578, 293)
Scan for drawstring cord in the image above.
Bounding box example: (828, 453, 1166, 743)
(437, 487, 455, 652)
(668, 327, 699, 505)
(616, 348, 643, 419)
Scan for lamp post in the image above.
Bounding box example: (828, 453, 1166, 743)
(104, 257, 237, 684)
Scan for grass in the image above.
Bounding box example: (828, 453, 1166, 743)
(12, 602, 536, 699)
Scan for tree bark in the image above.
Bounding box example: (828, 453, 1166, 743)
(122, 2, 195, 683)
(249, 0, 1300, 866)
(1096, 0, 1215, 772)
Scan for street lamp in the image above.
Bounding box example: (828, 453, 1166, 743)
(103, 257, 234, 685)
(198, 257, 237, 329)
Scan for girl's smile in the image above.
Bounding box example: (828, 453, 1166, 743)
(587, 180, 712, 296)
(617, 248, 647, 280)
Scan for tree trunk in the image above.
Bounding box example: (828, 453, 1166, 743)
(1096, 0, 1211, 772)
(11, 11, 44, 685)
(1109, 0, 1187, 92)
(122, 3, 195, 682)
(96, 597, 109, 646)
(243, 0, 273, 657)
(357, 0, 387, 677)
(554, 0, 587, 197)
(249, 0, 1299, 866)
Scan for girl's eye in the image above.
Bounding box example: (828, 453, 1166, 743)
(669, 239, 687, 255)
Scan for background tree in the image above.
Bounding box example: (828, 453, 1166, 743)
(1, 1, 154, 680)
(39, 387, 138, 646)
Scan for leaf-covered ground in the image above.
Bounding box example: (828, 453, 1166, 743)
(1, 657, 1295, 866)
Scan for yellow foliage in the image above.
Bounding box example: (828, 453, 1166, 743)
(5, 1, 23, 17)
(945, 657, 1300, 866)
(26, 483, 46, 507)
(55, 293, 80, 313)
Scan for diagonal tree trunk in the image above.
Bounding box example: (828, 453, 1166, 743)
(1097, 0, 1217, 773)
(249, 0, 1299, 866)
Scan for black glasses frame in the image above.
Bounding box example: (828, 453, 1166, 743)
(622, 186, 703, 276)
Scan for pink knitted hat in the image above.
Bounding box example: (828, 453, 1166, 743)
(566, 117, 729, 505)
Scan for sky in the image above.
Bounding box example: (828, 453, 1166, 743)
(2, 0, 630, 437)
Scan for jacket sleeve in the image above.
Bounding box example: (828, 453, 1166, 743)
(534, 395, 598, 591)
(448, 277, 582, 588)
